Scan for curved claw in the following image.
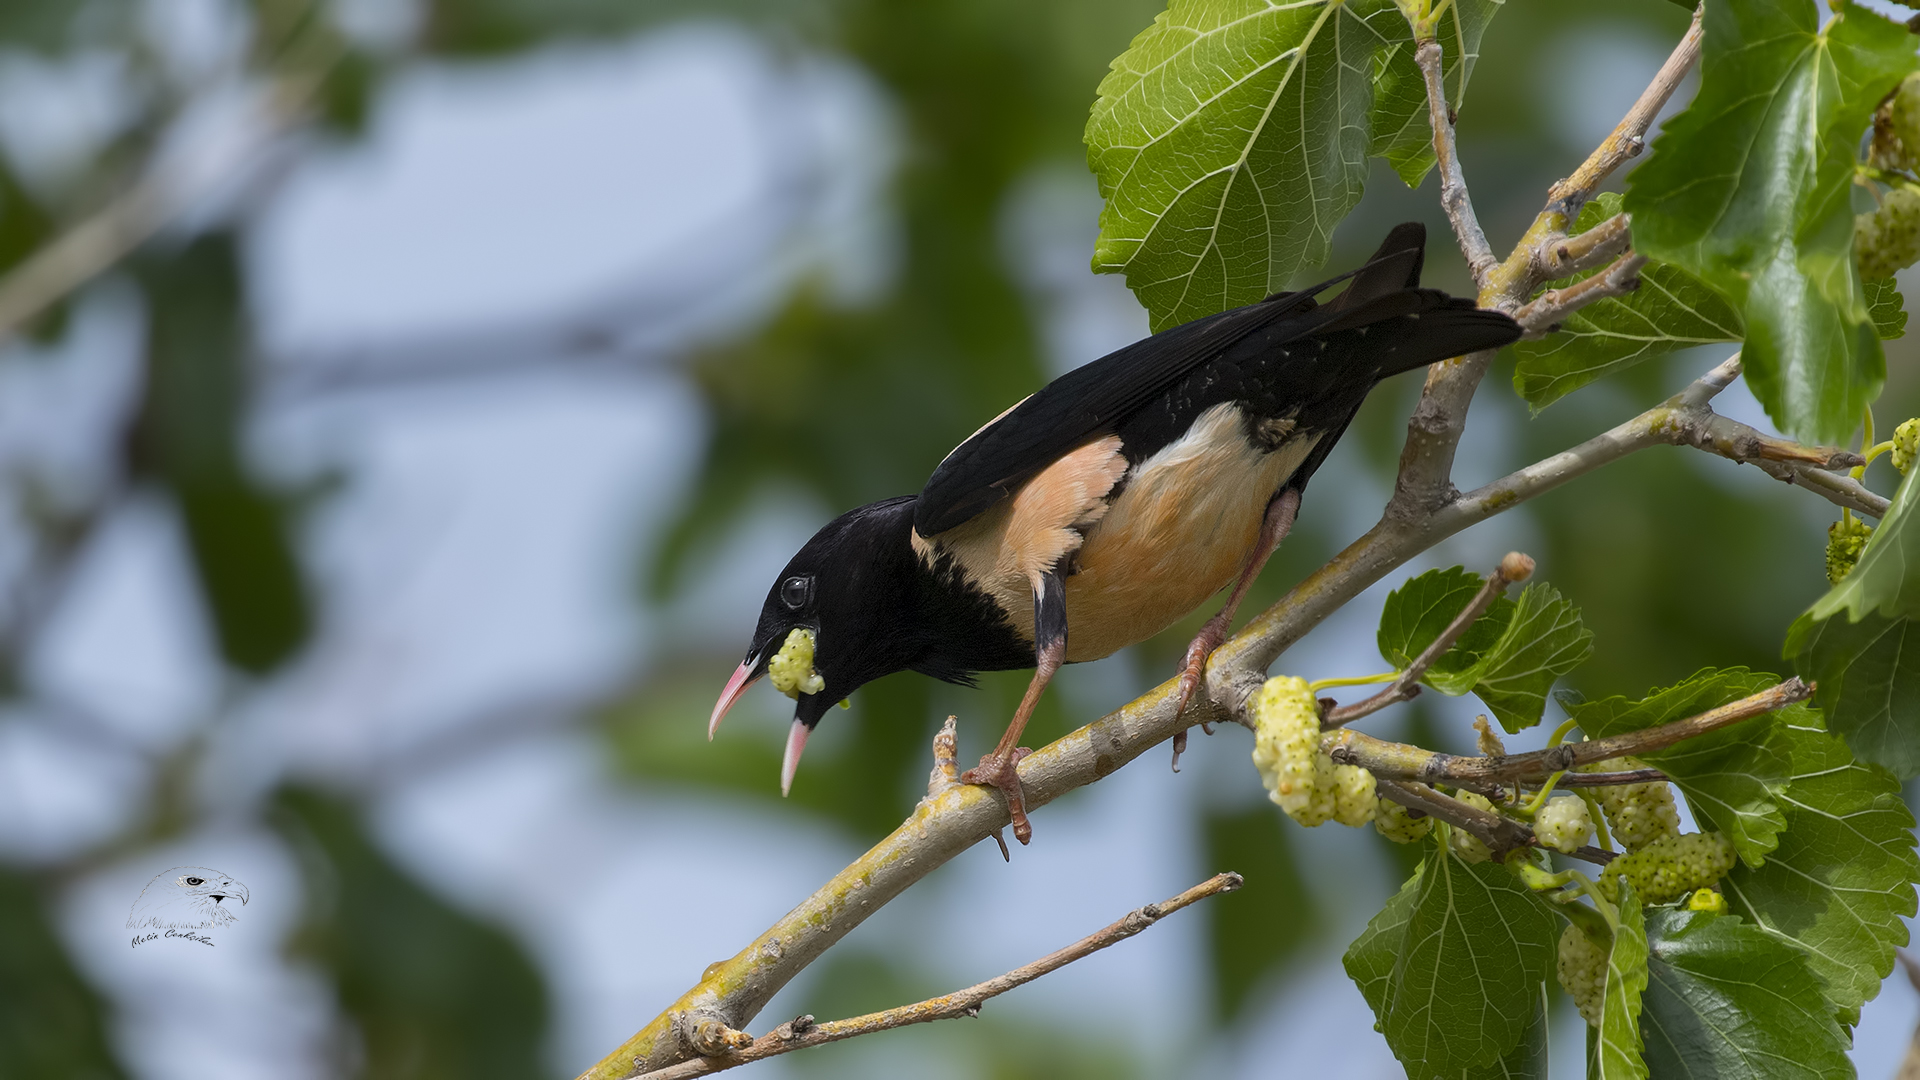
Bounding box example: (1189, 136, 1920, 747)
(963, 748, 1034, 846)
(1173, 616, 1227, 717)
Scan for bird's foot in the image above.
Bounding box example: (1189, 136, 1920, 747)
(1170, 612, 1234, 772)
(962, 747, 1035, 847)
(1174, 611, 1233, 717)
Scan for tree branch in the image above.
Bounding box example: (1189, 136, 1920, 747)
(1483, 3, 1703, 302)
(1376, 778, 1536, 858)
(1541, 4, 1703, 226)
(1415, 39, 1496, 289)
(1537, 212, 1634, 280)
(1323, 552, 1534, 728)
(1551, 767, 1668, 788)
(1326, 678, 1811, 786)
(629, 873, 1242, 1080)
(0, 25, 342, 346)
(1515, 253, 1649, 338)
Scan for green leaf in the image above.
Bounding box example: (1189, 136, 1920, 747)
(1345, 863, 1424, 1028)
(1367, 0, 1507, 188)
(1807, 465, 1920, 623)
(1595, 883, 1649, 1080)
(1374, 845, 1558, 1079)
(1638, 908, 1853, 1079)
(134, 235, 312, 673)
(1202, 802, 1320, 1022)
(1868, 276, 1908, 339)
(1087, 0, 1407, 331)
(1463, 582, 1594, 733)
(1624, 0, 1916, 444)
(1511, 192, 1744, 411)
(1559, 668, 1791, 867)
(1376, 570, 1591, 732)
(1469, 982, 1550, 1080)
(1350, 862, 1550, 1080)
(1787, 609, 1920, 778)
(1376, 566, 1515, 681)
(273, 786, 550, 1080)
(1718, 709, 1920, 1025)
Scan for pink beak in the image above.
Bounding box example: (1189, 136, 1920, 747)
(709, 661, 759, 740)
(781, 719, 811, 797)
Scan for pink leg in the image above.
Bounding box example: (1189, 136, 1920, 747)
(1170, 489, 1301, 769)
(961, 636, 1063, 846)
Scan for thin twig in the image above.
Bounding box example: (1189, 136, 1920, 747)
(1323, 552, 1534, 728)
(1376, 779, 1537, 859)
(1327, 679, 1810, 786)
(1537, 213, 1634, 280)
(1543, 5, 1703, 224)
(0, 25, 343, 346)
(1515, 253, 1648, 338)
(1415, 39, 1496, 288)
(1548, 768, 1668, 788)
(1483, 3, 1703, 303)
(632, 874, 1243, 1080)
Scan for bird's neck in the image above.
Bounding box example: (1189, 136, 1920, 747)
(880, 503, 1033, 680)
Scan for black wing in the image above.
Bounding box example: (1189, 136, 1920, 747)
(915, 223, 1511, 537)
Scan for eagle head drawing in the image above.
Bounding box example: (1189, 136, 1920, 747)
(126, 866, 250, 930)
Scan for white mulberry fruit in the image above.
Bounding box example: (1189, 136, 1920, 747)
(1375, 798, 1432, 844)
(1599, 831, 1737, 906)
(1250, 677, 1377, 828)
(1533, 797, 1594, 855)
(1447, 790, 1495, 863)
(1584, 757, 1680, 852)
(1856, 187, 1920, 281)
(1557, 923, 1607, 1027)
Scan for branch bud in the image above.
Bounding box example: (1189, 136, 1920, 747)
(1498, 551, 1535, 583)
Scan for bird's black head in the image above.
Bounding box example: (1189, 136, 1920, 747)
(709, 496, 921, 794)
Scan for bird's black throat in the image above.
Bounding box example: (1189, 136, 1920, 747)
(809, 496, 1033, 697)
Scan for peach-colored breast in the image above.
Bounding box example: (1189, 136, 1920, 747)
(1062, 404, 1319, 661)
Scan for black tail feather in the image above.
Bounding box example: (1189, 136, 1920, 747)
(1328, 222, 1427, 312)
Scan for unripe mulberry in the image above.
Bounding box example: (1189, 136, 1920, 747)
(1332, 762, 1378, 828)
(1584, 757, 1680, 852)
(1827, 516, 1873, 585)
(1533, 797, 1594, 855)
(1375, 798, 1432, 844)
(1251, 676, 1321, 818)
(767, 627, 825, 698)
(1599, 831, 1737, 906)
(1892, 418, 1920, 475)
(1556, 923, 1607, 1027)
(1448, 790, 1495, 863)
(1856, 188, 1920, 281)
(1250, 677, 1377, 828)
(1687, 888, 1728, 915)
(1872, 72, 1920, 172)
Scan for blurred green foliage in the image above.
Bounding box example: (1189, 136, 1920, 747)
(0, 869, 126, 1080)
(274, 786, 550, 1080)
(1200, 802, 1317, 1021)
(130, 236, 312, 674)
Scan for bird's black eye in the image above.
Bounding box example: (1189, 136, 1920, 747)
(184, 877, 204, 886)
(780, 575, 812, 610)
